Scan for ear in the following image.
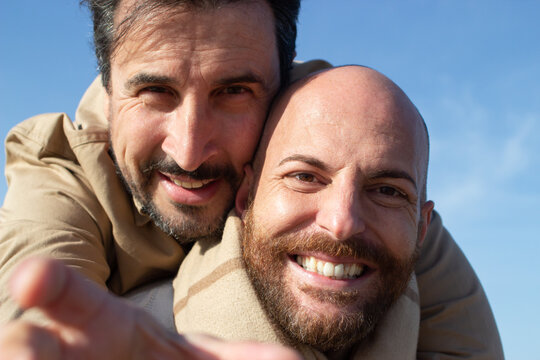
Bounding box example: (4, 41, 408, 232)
(235, 165, 254, 219)
(417, 200, 434, 247)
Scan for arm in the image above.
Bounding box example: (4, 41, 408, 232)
(0, 258, 302, 360)
(416, 211, 504, 359)
(0, 114, 112, 323)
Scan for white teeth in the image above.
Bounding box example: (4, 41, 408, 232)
(334, 264, 344, 279)
(323, 262, 334, 277)
(295, 255, 364, 279)
(172, 178, 212, 189)
(307, 257, 316, 272)
(317, 260, 324, 274)
(348, 264, 360, 277)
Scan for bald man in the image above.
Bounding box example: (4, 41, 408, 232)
(172, 65, 500, 359)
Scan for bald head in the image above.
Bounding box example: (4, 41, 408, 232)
(253, 65, 429, 203)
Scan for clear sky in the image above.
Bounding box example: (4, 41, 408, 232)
(1, 1, 539, 358)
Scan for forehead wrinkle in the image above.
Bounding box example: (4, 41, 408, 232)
(112, 2, 188, 59)
(278, 154, 331, 173)
(114, 2, 276, 65)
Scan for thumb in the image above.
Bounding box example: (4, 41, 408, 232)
(9, 257, 107, 326)
(10, 257, 67, 310)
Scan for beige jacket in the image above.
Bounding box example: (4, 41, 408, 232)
(0, 77, 186, 323)
(0, 61, 504, 358)
(174, 212, 420, 359)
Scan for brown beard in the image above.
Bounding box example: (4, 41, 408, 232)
(241, 206, 420, 352)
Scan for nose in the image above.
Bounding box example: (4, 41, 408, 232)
(315, 184, 366, 240)
(161, 95, 218, 171)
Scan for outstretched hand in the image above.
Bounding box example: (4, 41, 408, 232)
(0, 258, 301, 360)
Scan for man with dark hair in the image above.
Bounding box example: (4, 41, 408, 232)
(0, 0, 298, 320)
(86, 0, 299, 89)
(0, 0, 503, 358)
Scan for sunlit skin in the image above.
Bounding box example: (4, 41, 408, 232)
(237, 66, 434, 350)
(105, 0, 280, 241)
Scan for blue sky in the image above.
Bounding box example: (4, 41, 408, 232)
(1, 1, 539, 358)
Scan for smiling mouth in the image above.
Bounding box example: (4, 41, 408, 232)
(295, 255, 365, 280)
(170, 177, 214, 189)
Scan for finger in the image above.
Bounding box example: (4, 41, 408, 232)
(0, 321, 61, 360)
(184, 334, 303, 360)
(10, 257, 107, 327)
(8, 258, 199, 360)
(9, 257, 67, 310)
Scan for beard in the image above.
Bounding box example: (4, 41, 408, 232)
(241, 206, 420, 352)
(109, 147, 240, 243)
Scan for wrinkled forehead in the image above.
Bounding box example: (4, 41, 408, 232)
(112, 0, 276, 54)
(114, 0, 217, 24)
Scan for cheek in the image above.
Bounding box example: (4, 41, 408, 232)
(110, 109, 163, 169)
(253, 190, 317, 237)
(369, 209, 419, 259)
(221, 114, 265, 166)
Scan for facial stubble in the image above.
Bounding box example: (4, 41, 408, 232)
(109, 145, 240, 243)
(241, 205, 421, 352)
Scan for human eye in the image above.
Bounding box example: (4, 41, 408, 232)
(213, 84, 256, 110)
(216, 85, 254, 98)
(139, 86, 177, 111)
(220, 85, 250, 95)
(377, 186, 407, 198)
(140, 85, 174, 95)
(283, 171, 327, 193)
(368, 184, 411, 207)
(292, 172, 317, 183)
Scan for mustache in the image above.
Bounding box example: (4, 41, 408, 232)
(141, 157, 239, 183)
(278, 232, 393, 266)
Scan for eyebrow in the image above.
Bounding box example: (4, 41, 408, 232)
(215, 73, 269, 92)
(278, 155, 331, 172)
(216, 73, 264, 86)
(125, 72, 268, 92)
(125, 73, 175, 91)
(369, 169, 417, 189)
(279, 155, 417, 189)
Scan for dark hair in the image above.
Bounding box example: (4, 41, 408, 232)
(81, 0, 299, 90)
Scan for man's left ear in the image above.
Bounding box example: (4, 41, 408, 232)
(235, 165, 254, 219)
(418, 200, 435, 247)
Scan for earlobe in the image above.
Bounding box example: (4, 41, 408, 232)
(235, 165, 254, 219)
(418, 200, 435, 246)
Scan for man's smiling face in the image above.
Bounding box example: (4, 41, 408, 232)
(240, 66, 433, 351)
(106, 0, 280, 242)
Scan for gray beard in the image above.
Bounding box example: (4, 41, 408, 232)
(108, 146, 234, 244)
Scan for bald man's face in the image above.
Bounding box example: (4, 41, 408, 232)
(240, 67, 433, 350)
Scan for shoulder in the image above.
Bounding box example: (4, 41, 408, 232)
(6, 112, 108, 161)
